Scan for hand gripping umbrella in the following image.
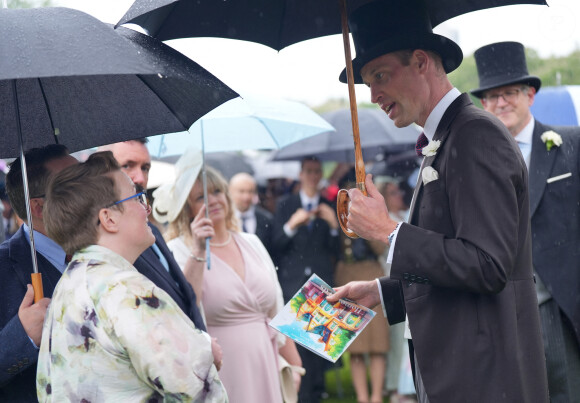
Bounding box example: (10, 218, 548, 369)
(0, 7, 238, 301)
(117, 0, 547, 237)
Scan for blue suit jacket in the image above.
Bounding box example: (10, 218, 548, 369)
(134, 224, 206, 331)
(0, 224, 205, 402)
(0, 227, 62, 402)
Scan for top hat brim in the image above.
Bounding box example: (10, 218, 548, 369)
(339, 33, 463, 84)
(470, 75, 541, 98)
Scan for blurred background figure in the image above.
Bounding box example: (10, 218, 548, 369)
(376, 177, 416, 403)
(272, 156, 340, 403)
(153, 148, 302, 403)
(334, 168, 389, 403)
(229, 172, 274, 256)
(0, 182, 20, 241)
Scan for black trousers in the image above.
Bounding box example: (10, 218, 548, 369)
(297, 344, 331, 403)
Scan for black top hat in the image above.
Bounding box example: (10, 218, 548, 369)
(339, 0, 463, 84)
(471, 41, 541, 98)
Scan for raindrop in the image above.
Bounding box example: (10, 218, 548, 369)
(54, 128, 60, 136)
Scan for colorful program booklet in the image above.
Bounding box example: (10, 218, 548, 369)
(269, 274, 376, 362)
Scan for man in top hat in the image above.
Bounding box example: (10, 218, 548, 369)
(472, 41, 580, 403)
(327, 1, 549, 402)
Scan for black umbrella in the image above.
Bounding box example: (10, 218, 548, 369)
(118, 0, 548, 239)
(0, 8, 238, 157)
(116, 0, 547, 51)
(0, 7, 238, 300)
(271, 108, 419, 162)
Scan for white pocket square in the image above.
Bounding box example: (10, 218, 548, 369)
(546, 172, 572, 184)
(422, 166, 439, 185)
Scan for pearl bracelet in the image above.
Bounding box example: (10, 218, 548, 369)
(190, 254, 206, 262)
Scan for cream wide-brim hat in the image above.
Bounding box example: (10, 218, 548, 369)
(152, 146, 203, 224)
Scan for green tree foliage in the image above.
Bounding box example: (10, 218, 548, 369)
(449, 47, 580, 108)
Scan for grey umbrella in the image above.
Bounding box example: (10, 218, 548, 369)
(0, 7, 238, 300)
(271, 108, 419, 162)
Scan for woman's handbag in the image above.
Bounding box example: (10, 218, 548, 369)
(278, 354, 306, 403)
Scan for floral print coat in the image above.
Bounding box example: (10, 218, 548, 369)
(37, 245, 227, 402)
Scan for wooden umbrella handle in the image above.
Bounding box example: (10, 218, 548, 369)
(31, 272, 44, 303)
(336, 0, 367, 239)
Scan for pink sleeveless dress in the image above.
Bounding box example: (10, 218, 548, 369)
(203, 232, 283, 403)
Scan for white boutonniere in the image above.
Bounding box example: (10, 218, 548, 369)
(422, 140, 441, 156)
(422, 166, 439, 185)
(540, 130, 562, 151)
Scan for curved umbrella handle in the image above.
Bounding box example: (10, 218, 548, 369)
(336, 0, 367, 239)
(31, 273, 44, 303)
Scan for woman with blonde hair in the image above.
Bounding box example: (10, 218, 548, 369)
(153, 148, 302, 403)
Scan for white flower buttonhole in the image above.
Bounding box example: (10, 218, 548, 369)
(422, 140, 441, 157)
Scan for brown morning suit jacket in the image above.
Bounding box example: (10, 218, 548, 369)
(379, 94, 549, 403)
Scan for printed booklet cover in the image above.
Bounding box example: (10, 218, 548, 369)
(269, 274, 376, 362)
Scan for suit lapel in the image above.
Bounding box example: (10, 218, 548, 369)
(528, 120, 558, 217)
(408, 94, 468, 224)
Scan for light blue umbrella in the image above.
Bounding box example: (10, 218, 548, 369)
(147, 94, 335, 268)
(531, 85, 580, 126)
(147, 94, 335, 157)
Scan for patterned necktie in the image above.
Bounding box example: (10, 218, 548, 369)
(415, 132, 429, 157)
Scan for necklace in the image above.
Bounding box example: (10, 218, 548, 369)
(209, 232, 232, 247)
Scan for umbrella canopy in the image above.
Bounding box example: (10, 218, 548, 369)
(0, 7, 238, 158)
(117, 0, 547, 51)
(271, 108, 419, 162)
(530, 85, 580, 126)
(368, 150, 421, 180)
(154, 152, 255, 181)
(0, 6, 237, 297)
(146, 95, 335, 157)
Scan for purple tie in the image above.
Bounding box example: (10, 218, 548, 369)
(415, 133, 429, 157)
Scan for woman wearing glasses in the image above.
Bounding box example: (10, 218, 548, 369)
(36, 151, 227, 402)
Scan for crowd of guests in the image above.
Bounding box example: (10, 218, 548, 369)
(0, 132, 414, 403)
(0, 4, 577, 399)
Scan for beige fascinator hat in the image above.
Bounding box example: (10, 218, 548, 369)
(152, 147, 203, 224)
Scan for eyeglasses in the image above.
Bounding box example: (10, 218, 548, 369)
(109, 191, 150, 210)
(482, 88, 524, 104)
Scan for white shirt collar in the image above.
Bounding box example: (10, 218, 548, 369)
(514, 118, 535, 145)
(299, 190, 319, 208)
(23, 223, 67, 272)
(423, 88, 462, 141)
(235, 205, 255, 220)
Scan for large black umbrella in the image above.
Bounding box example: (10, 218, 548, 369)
(271, 108, 419, 162)
(0, 7, 238, 157)
(118, 0, 548, 239)
(116, 0, 547, 51)
(0, 7, 238, 299)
